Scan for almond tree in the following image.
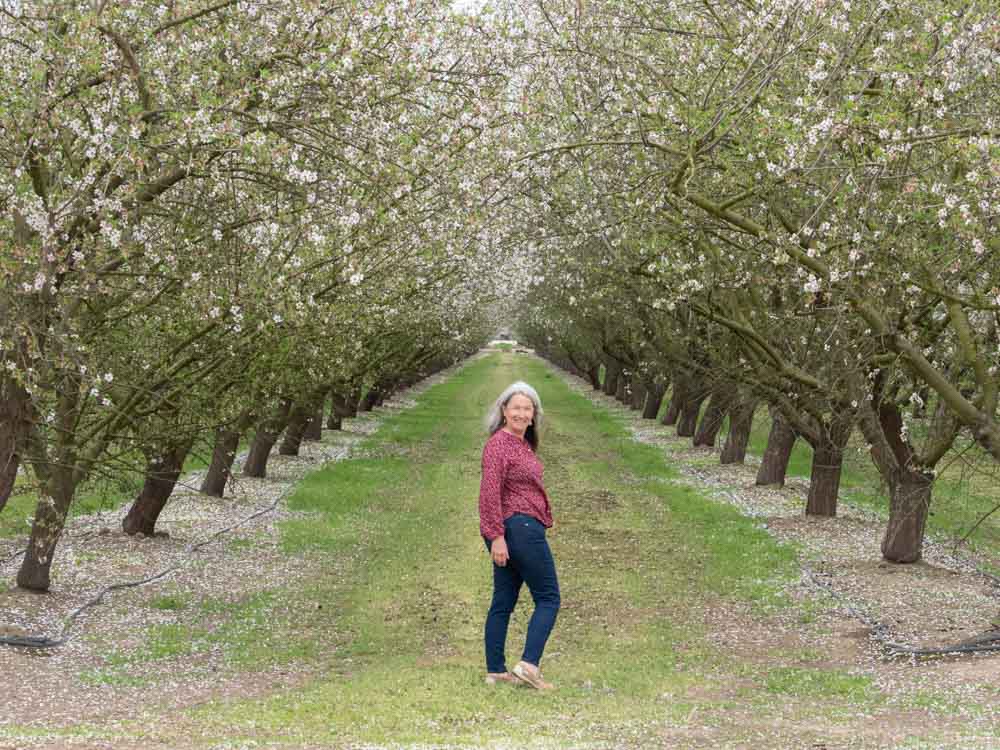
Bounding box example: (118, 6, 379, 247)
(0, 0, 516, 589)
(505, 0, 998, 561)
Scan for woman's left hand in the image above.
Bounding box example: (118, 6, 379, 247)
(491, 537, 509, 567)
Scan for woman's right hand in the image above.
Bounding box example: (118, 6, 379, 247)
(491, 537, 509, 567)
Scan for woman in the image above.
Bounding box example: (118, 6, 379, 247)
(479, 381, 560, 690)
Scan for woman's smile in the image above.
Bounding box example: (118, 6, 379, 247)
(503, 393, 535, 438)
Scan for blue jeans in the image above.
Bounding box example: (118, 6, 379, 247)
(484, 514, 560, 673)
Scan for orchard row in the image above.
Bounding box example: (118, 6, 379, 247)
(0, 1, 521, 591)
(511, 0, 1000, 564)
(3, 0, 999, 591)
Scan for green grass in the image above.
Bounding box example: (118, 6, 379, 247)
(92, 590, 315, 688)
(281, 455, 409, 554)
(144, 623, 197, 659)
(149, 593, 189, 611)
(227, 536, 255, 552)
(177, 353, 841, 748)
(78, 667, 150, 688)
(0, 436, 230, 539)
(763, 666, 875, 700)
(0, 473, 142, 539)
(5, 353, 993, 748)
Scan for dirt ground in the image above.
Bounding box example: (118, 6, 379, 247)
(1, 356, 999, 749)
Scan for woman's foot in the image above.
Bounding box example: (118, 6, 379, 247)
(485, 671, 516, 685)
(512, 660, 554, 690)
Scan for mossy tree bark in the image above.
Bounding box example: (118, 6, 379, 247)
(122, 438, 195, 536)
(676, 379, 710, 438)
(661, 373, 687, 426)
(642, 380, 667, 420)
(587, 365, 601, 390)
(629, 380, 646, 410)
(279, 405, 312, 456)
(17, 383, 87, 591)
(0, 378, 31, 512)
(303, 404, 324, 441)
(720, 398, 758, 465)
(280, 388, 329, 456)
(602, 357, 620, 397)
(360, 388, 379, 412)
(756, 410, 797, 486)
(802, 415, 853, 517)
(17, 469, 75, 591)
(243, 399, 292, 478)
(201, 410, 256, 498)
(804, 445, 844, 516)
(857, 381, 958, 564)
(881, 471, 933, 563)
(202, 428, 241, 498)
(615, 372, 628, 403)
(693, 385, 735, 447)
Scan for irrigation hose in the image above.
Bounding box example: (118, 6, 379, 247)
(0, 484, 294, 650)
(0, 362, 451, 652)
(802, 564, 1000, 658)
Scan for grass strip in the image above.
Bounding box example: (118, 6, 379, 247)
(186, 353, 841, 748)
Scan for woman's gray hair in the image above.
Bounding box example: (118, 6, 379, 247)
(486, 381, 543, 448)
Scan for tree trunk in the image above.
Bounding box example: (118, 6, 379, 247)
(326, 410, 342, 430)
(662, 376, 686, 426)
(360, 387, 380, 412)
(615, 373, 628, 404)
(587, 366, 601, 390)
(122, 439, 193, 536)
(756, 413, 796, 486)
(804, 416, 853, 516)
(279, 403, 312, 456)
(201, 428, 241, 498)
(16, 369, 87, 591)
(857, 395, 939, 564)
(345, 386, 361, 418)
(0, 434, 18, 514)
(243, 399, 292, 478)
(693, 388, 734, 447)
(244, 432, 278, 478)
(603, 359, 620, 397)
(805, 446, 843, 516)
(17, 470, 76, 591)
(303, 405, 324, 441)
(629, 380, 646, 410)
(642, 382, 666, 420)
(720, 399, 758, 464)
(0, 378, 31, 513)
(881, 469, 933, 563)
(676, 382, 709, 438)
(326, 387, 342, 430)
(374, 380, 394, 406)
(330, 390, 359, 429)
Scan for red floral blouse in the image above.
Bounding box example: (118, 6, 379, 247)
(478, 429, 553, 541)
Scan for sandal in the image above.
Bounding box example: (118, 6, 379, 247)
(512, 660, 555, 690)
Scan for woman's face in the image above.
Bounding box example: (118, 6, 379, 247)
(502, 393, 535, 437)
